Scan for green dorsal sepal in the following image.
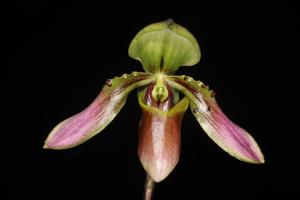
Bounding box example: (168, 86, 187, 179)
(129, 19, 201, 75)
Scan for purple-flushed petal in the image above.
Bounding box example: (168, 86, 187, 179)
(167, 76, 264, 164)
(44, 72, 153, 149)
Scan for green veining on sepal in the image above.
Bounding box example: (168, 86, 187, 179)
(129, 19, 201, 74)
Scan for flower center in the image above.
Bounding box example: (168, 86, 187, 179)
(151, 76, 168, 103)
(144, 74, 174, 111)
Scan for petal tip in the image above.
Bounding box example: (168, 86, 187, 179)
(43, 136, 70, 150)
(255, 155, 265, 164)
(42, 140, 71, 150)
(43, 143, 48, 149)
(248, 158, 265, 164)
(237, 151, 265, 164)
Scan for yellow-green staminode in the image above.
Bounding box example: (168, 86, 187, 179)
(128, 19, 201, 75)
(151, 74, 168, 102)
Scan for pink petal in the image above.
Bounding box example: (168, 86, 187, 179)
(44, 72, 153, 149)
(190, 100, 265, 163)
(167, 76, 264, 164)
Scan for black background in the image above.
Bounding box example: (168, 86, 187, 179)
(6, 1, 299, 199)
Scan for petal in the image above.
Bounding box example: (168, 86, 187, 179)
(44, 72, 154, 149)
(137, 89, 189, 182)
(128, 19, 201, 74)
(167, 76, 264, 164)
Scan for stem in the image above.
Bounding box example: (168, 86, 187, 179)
(144, 174, 155, 200)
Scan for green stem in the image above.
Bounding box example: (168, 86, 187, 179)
(144, 174, 155, 200)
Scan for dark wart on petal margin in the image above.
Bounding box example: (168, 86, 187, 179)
(105, 79, 112, 87)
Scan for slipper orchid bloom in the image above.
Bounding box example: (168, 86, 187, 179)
(44, 19, 264, 187)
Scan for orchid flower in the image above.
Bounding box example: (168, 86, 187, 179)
(44, 19, 264, 199)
